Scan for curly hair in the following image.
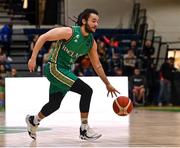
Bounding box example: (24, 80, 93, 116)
(76, 8, 99, 26)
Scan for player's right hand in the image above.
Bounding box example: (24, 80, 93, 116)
(106, 84, 120, 98)
(28, 58, 36, 72)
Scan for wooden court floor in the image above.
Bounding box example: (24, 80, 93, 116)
(0, 109, 180, 147)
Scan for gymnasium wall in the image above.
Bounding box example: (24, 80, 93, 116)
(64, 0, 133, 28)
(65, 0, 180, 48)
(136, 0, 180, 45)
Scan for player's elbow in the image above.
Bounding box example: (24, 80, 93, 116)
(39, 34, 49, 42)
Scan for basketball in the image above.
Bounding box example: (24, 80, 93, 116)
(113, 96, 133, 116)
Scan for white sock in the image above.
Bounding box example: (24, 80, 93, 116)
(34, 115, 41, 125)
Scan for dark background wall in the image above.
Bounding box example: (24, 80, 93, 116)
(43, 0, 59, 25)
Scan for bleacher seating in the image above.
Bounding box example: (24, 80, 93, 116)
(0, 0, 30, 25)
(9, 28, 41, 77)
(0, 1, 165, 78)
(4, 27, 142, 77)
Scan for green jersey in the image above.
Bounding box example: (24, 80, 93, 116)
(44, 26, 94, 94)
(49, 26, 94, 70)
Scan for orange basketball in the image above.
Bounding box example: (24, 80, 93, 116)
(113, 96, 133, 116)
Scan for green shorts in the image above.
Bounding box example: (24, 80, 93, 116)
(44, 62, 78, 95)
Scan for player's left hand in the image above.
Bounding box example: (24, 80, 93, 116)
(106, 84, 120, 98)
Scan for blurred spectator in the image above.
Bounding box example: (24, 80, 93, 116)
(7, 68, 18, 77)
(143, 40, 155, 58)
(0, 22, 13, 57)
(97, 39, 106, 57)
(129, 40, 139, 57)
(81, 55, 91, 69)
(158, 57, 177, 106)
(102, 35, 120, 62)
(0, 63, 8, 78)
(0, 47, 12, 71)
(129, 68, 147, 105)
(11, 68, 18, 77)
(0, 75, 5, 108)
(73, 55, 95, 76)
(0, 47, 6, 63)
(145, 63, 159, 105)
(102, 35, 119, 49)
(83, 67, 95, 76)
(0, 64, 8, 108)
(80, 55, 95, 76)
(123, 49, 137, 76)
(43, 48, 52, 64)
(72, 63, 84, 76)
(142, 40, 155, 69)
(113, 67, 124, 76)
(97, 39, 109, 75)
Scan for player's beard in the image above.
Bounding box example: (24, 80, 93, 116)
(85, 23, 94, 33)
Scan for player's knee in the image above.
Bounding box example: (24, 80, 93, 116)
(50, 92, 63, 109)
(79, 82, 93, 98)
(85, 85, 93, 96)
(79, 84, 93, 112)
(49, 98, 61, 109)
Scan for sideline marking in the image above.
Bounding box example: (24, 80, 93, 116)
(0, 127, 51, 134)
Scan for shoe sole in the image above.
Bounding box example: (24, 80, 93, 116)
(80, 134, 102, 141)
(25, 115, 36, 140)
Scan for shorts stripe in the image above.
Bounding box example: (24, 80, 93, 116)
(50, 63, 75, 87)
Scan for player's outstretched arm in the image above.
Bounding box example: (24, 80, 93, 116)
(88, 40, 120, 97)
(28, 27, 72, 72)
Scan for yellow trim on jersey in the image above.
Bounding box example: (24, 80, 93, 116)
(50, 63, 75, 87)
(50, 41, 62, 63)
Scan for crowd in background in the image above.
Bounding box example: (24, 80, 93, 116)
(0, 25, 178, 108)
(24, 34, 178, 107)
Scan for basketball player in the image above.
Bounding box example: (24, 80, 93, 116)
(26, 8, 120, 141)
